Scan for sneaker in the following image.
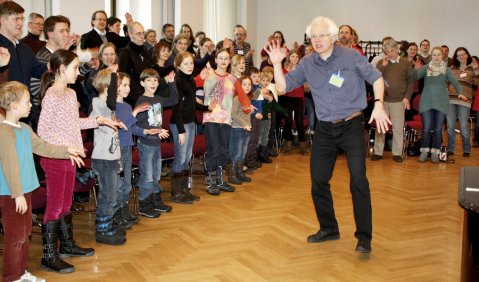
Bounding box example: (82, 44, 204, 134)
(14, 271, 45, 282)
(370, 154, 383, 161)
(152, 193, 173, 212)
(139, 200, 161, 218)
(431, 153, 440, 164)
(206, 185, 220, 195)
(418, 152, 428, 163)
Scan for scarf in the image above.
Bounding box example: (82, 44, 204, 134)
(427, 61, 447, 76)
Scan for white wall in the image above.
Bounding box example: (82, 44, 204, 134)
(176, 0, 204, 34)
(255, 0, 479, 62)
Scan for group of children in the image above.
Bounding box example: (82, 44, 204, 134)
(0, 46, 287, 281)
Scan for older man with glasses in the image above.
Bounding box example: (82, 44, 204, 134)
(20, 12, 45, 54)
(266, 16, 390, 254)
(233, 24, 255, 75)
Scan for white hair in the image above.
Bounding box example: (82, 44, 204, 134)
(306, 17, 339, 43)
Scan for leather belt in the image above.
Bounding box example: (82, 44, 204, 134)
(330, 111, 362, 124)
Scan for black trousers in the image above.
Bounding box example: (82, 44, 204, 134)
(310, 115, 372, 240)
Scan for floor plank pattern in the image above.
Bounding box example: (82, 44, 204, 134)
(1, 144, 470, 281)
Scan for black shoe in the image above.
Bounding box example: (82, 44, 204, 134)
(355, 238, 372, 253)
(447, 151, 454, 156)
(307, 230, 340, 243)
(370, 154, 383, 161)
(206, 185, 221, 195)
(392, 155, 403, 162)
(152, 192, 173, 213)
(218, 182, 235, 192)
(463, 152, 470, 157)
(139, 199, 161, 218)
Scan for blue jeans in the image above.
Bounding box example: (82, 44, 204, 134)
(311, 115, 372, 240)
(421, 109, 446, 152)
(92, 159, 120, 217)
(137, 140, 162, 200)
(117, 146, 132, 208)
(171, 122, 195, 172)
(229, 128, 251, 162)
(446, 104, 471, 153)
(260, 119, 271, 146)
(204, 122, 231, 172)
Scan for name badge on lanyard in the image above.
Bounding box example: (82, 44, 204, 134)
(329, 70, 344, 88)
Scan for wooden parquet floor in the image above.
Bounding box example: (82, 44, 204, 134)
(1, 145, 471, 281)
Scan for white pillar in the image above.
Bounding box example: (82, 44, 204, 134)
(204, 0, 236, 43)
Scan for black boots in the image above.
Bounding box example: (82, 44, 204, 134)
(152, 192, 173, 212)
(217, 166, 235, 192)
(258, 145, 273, 163)
(58, 212, 95, 258)
(237, 161, 251, 182)
(139, 195, 161, 218)
(121, 202, 139, 225)
(171, 171, 193, 204)
(40, 219, 75, 273)
(205, 170, 220, 195)
(113, 207, 135, 230)
(96, 216, 126, 245)
(228, 162, 243, 185)
(181, 170, 200, 201)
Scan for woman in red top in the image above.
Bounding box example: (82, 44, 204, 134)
(280, 50, 308, 155)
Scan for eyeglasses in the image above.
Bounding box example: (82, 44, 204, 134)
(235, 33, 246, 37)
(95, 18, 107, 22)
(457, 53, 468, 58)
(310, 34, 331, 40)
(30, 22, 43, 27)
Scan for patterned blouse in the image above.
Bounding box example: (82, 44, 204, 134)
(37, 87, 98, 149)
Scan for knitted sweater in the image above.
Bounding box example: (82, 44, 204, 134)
(413, 65, 462, 114)
(448, 65, 478, 108)
(376, 57, 413, 102)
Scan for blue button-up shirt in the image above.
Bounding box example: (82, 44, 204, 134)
(285, 46, 381, 122)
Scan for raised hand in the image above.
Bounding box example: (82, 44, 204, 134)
(264, 40, 287, 65)
(125, 12, 133, 24)
(133, 102, 150, 116)
(165, 71, 175, 83)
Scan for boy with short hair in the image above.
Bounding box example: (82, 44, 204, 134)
(0, 81, 84, 282)
(135, 69, 178, 218)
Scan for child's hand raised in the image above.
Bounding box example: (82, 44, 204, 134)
(133, 102, 151, 116)
(15, 196, 28, 215)
(158, 129, 169, 139)
(165, 71, 176, 83)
